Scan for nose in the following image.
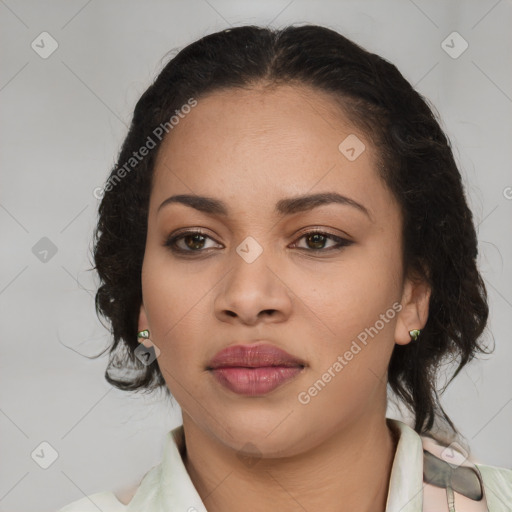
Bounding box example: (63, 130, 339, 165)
(213, 244, 293, 326)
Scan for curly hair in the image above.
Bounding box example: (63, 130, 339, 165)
(91, 24, 491, 436)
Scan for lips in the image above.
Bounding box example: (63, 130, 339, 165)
(207, 343, 306, 370)
(207, 343, 307, 395)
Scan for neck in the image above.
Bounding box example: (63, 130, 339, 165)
(182, 413, 398, 512)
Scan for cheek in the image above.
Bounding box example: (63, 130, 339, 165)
(300, 273, 398, 413)
(141, 252, 207, 350)
(298, 248, 402, 338)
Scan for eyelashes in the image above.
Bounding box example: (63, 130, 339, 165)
(163, 228, 353, 257)
(164, 229, 219, 254)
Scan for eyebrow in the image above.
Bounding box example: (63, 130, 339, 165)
(157, 192, 372, 220)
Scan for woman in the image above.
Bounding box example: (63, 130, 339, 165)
(58, 24, 512, 511)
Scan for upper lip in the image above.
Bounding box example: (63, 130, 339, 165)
(207, 343, 306, 369)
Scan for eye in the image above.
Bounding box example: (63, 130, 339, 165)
(164, 229, 222, 255)
(290, 229, 353, 253)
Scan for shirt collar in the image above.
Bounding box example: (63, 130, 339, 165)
(126, 418, 424, 512)
(385, 418, 425, 511)
(126, 425, 208, 512)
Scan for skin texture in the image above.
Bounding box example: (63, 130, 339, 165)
(136, 84, 431, 512)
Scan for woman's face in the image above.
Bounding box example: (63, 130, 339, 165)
(139, 84, 430, 456)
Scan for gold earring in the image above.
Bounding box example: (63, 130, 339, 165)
(409, 329, 421, 341)
(137, 329, 150, 342)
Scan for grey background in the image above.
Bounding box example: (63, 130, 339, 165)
(1, 0, 511, 510)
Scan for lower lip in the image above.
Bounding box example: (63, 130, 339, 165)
(210, 366, 304, 395)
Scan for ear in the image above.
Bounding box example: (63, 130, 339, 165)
(138, 302, 155, 349)
(394, 273, 431, 346)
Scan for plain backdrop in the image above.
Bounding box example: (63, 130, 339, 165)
(1, 1, 511, 510)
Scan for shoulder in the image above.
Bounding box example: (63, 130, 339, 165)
(56, 491, 127, 512)
(476, 462, 512, 509)
(476, 461, 512, 484)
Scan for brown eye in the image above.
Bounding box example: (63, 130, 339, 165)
(291, 230, 353, 253)
(164, 230, 222, 255)
(181, 233, 207, 250)
(305, 232, 329, 250)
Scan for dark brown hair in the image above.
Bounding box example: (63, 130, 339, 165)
(91, 24, 491, 436)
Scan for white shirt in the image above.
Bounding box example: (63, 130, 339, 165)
(57, 418, 512, 511)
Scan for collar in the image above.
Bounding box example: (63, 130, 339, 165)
(125, 418, 426, 512)
(126, 424, 208, 512)
(385, 418, 424, 511)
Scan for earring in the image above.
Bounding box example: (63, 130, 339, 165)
(137, 329, 150, 342)
(409, 329, 421, 341)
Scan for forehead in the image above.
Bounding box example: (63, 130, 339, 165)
(150, 84, 389, 219)
(155, 83, 366, 159)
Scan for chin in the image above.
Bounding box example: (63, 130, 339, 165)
(218, 419, 308, 458)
